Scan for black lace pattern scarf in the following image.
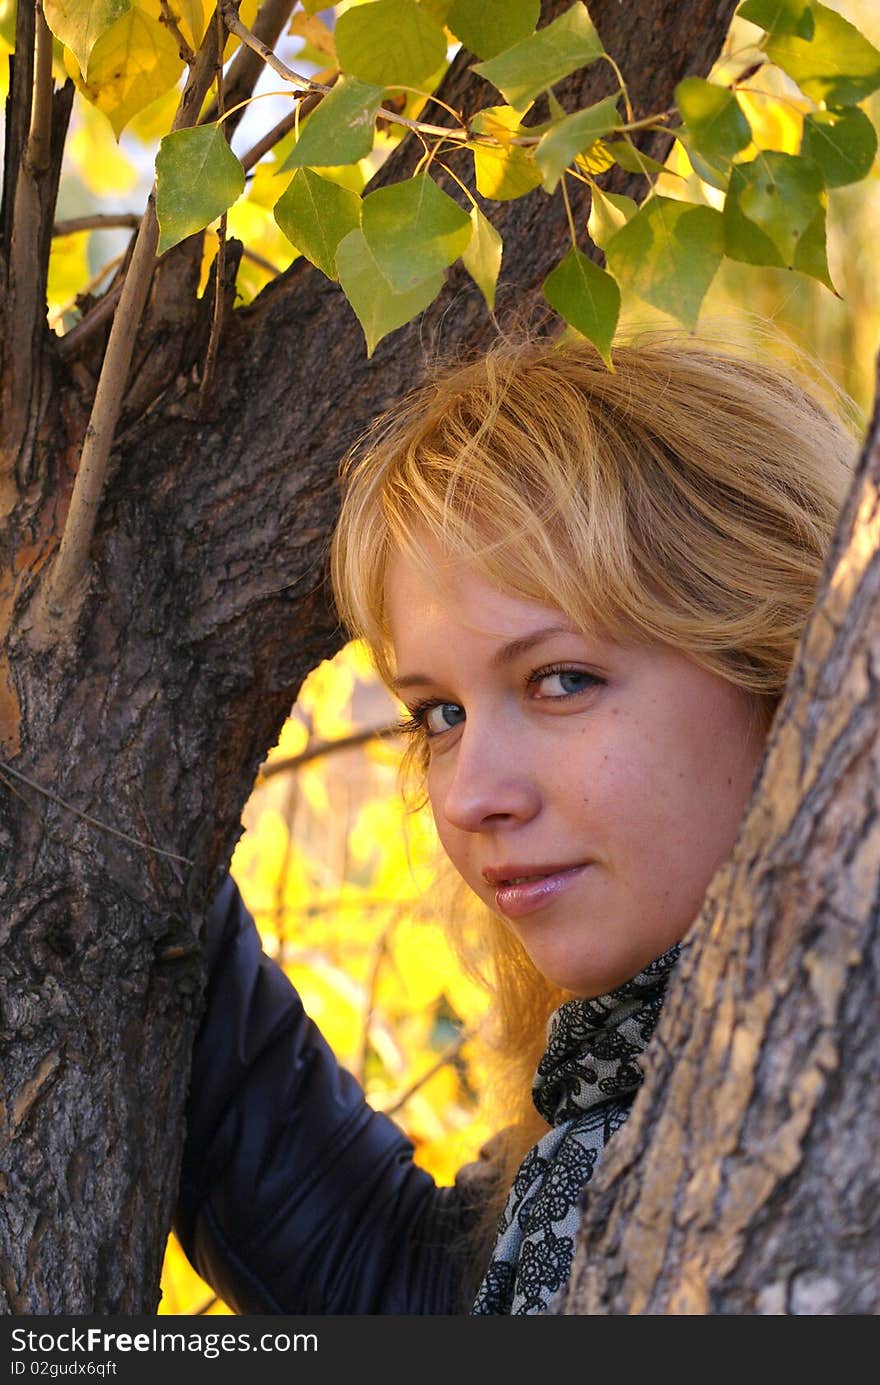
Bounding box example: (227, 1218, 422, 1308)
(471, 944, 680, 1316)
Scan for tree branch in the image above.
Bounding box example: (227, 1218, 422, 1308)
(34, 21, 224, 637)
(257, 723, 402, 779)
(0, 4, 55, 490)
(53, 214, 141, 236)
(27, 4, 54, 176)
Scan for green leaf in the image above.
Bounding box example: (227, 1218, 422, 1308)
(447, 0, 539, 59)
(155, 124, 245, 255)
(419, 0, 453, 25)
(336, 227, 444, 356)
(800, 106, 877, 188)
(43, 0, 132, 75)
(587, 186, 637, 250)
(273, 168, 362, 279)
(791, 205, 836, 291)
(335, 0, 447, 88)
(461, 205, 502, 310)
(605, 140, 668, 176)
(736, 0, 814, 39)
(542, 248, 619, 367)
(675, 133, 730, 191)
(766, 2, 880, 105)
(723, 152, 825, 267)
(473, 2, 604, 112)
(361, 174, 472, 291)
(279, 78, 386, 170)
(605, 196, 724, 330)
(674, 77, 751, 173)
(534, 95, 621, 193)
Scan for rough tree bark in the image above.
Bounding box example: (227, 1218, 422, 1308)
(2, 0, 814, 1314)
(556, 369, 880, 1316)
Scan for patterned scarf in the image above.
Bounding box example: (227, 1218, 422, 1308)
(471, 945, 680, 1315)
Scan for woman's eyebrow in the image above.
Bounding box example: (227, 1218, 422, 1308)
(489, 625, 578, 668)
(392, 625, 578, 691)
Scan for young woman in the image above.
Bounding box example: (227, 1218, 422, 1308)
(174, 333, 855, 1315)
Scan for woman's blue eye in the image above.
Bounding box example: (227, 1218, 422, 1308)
(398, 701, 465, 737)
(424, 702, 465, 735)
(533, 669, 599, 698)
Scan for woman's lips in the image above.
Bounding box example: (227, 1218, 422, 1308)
(492, 864, 590, 919)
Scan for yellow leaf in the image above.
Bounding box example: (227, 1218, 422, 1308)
(125, 80, 181, 141)
(737, 90, 805, 157)
(575, 141, 615, 175)
(471, 103, 527, 149)
(47, 231, 90, 328)
(289, 8, 337, 60)
(44, 0, 132, 75)
(171, 0, 206, 52)
(197, 225, 219, 297)
(68, 98, 140, 195)
(472, 138, 542, 201)
(73, 5, 184, 139)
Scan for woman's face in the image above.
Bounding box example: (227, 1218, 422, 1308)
(385, 548, 768, 998)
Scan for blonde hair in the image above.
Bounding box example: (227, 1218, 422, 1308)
(330, 331, 856, 1237)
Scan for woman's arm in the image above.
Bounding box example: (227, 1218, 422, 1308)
(174, 875, 484, 1314)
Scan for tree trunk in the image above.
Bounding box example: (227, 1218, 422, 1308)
(555, 367, 880, 1316)
(0, 0, 751, 1313)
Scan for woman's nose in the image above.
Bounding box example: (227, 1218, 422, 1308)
(436, 725, 540, 833)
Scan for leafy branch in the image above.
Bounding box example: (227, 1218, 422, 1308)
(30, 0, 880, 624)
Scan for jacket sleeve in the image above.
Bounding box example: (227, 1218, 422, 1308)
(173, 874, 487, 1315)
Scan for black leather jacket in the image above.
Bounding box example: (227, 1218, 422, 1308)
(173, 875, 490, 1314)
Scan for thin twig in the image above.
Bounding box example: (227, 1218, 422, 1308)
(241, 245, 282, 275)
(257, 722, 402, 780)
(158, 0, 197, 64)
(55, 282, 123, 358)
(205, 0, 297, 134)
(0, 759, 194, 864)
(38, 194, 162, 623)
(38, 22, 222, 632)
(27, 3, 54, 175)
(200, 5, 230, 404)
(219, 0, 467, 143)
(53, 213, 141, 236)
